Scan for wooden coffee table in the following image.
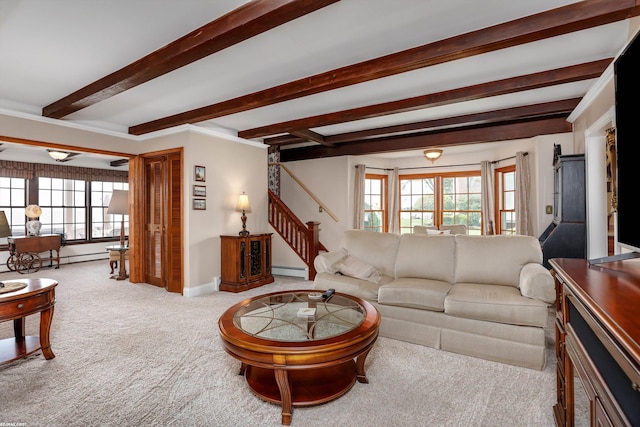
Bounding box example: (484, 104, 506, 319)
(218, 290, 380, 425)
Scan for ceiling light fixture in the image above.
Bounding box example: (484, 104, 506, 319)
(47, 149, 70, 161)
(424, 148, 443, 163)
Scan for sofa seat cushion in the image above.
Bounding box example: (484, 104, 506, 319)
(313, 272, 393, 302)
(444, 283, 548, 327)
(378, 278, 452, 311)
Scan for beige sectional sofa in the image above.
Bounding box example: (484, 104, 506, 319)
(313, 230, 555, 370)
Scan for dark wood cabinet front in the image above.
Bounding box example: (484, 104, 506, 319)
(551, 258, 640, 427)
(220, 233, 273, 292)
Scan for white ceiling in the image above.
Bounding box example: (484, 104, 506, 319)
(0, 0, 635, 163)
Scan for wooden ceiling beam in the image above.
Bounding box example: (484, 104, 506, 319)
(242, 59, 609, 139)
(321, 98, 582, 144)
(289, 129, 334, 146)
(264, 98, 580, 146)
(129, 0, 640, 135)
(280, 117, 573, 162)
(264, 135, 307, 146)
(42, 0, 340, 119)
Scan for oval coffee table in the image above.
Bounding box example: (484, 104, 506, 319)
(218, 290, 380, 425)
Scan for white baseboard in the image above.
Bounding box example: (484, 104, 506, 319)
(272, 266, 309, 280)
(183, 280, 217, 297)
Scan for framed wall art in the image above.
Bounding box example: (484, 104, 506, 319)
(194, 165, 206, 182)
(193, 198, 206, 210)
(193, 185, 206, 197)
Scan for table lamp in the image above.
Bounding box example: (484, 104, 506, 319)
(25, 204, 42, 236)
(0, 211, 11, 239)
(107, 190, 129, 247)
(236, 192, 251, 236)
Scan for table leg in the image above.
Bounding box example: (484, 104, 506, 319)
(356, 346, 373, 383)
(39, 305, 55, 360)
(13, 317, 26, 340)
(117, 250, 128, 281)
(274, 368, 292, 425)
(238, 362, 247, 376)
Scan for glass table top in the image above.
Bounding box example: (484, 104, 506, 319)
(233, 291, 365, 342)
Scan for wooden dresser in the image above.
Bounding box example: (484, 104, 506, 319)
(550, 258, 640, 427)
(220, 233, 273, 292)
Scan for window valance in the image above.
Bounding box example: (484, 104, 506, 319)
(0, 160, 128, 182)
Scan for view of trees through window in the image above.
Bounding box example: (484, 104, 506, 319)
(399, 173, 482, 234)
(497, 166, 516, 234)
(364, 174, 387, 232)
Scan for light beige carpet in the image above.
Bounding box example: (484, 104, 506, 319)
(0, 261, 556, 426)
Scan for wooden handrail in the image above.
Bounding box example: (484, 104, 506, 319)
(270, 162, 339, 222)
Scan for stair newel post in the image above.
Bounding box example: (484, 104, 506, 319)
(306, 221, 320, 280)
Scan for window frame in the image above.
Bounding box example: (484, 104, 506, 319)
(364, 173, 388, 232)
(494, 165, 516, 235)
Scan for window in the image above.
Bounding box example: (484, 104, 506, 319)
(495, 166, 516, 235)
(399, 172, 482, 234)
(364, 174, 387, 232)
(91, 181, 129, 239)
(399, 175, 436, 234)
(1, 162, 128, 243)
(38, 178, 86, 239)
(0, 177, 26, 236)
(442, 174, 481, 233)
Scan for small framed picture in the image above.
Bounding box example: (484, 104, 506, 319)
(194, 165, 206, 182)
(193, 198, 206, 210)
(193, 185, 206, 197)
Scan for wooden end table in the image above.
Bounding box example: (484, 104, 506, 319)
(0, 278, 58, 365)
(218, 290, 380, 425)
(105, 244, 129, 280)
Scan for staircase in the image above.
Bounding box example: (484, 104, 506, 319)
(268, 190, 326, 280)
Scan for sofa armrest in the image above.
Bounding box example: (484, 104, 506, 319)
(314, 248, 348, 274)
(519, 263, 555, 304)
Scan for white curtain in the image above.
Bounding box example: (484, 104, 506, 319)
(388, 167, 400, 233)
(515, 152, 533, 236)
(353, 164, 366, 229)
(480, 161, 495, 235)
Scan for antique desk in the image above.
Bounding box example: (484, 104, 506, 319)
(6, 234, 61, 274)
(0, 278, 58, 365)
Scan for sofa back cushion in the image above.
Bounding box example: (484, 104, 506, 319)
(454, 235, 543, 287)
(340, 230, 400, 277)
(395, 234, 456, 283)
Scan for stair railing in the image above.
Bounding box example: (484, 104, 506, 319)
(268, 190, 328, 280)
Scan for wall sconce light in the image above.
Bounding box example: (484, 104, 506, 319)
(235, 192, 251, 237)
(47, 149, 70, 161)
(424, 148, 443, 163)
(25, 204, 43, 236)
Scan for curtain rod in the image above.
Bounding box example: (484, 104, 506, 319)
(366, 152, 527, 171)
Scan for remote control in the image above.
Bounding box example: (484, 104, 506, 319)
(322, 288, 335, 300)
